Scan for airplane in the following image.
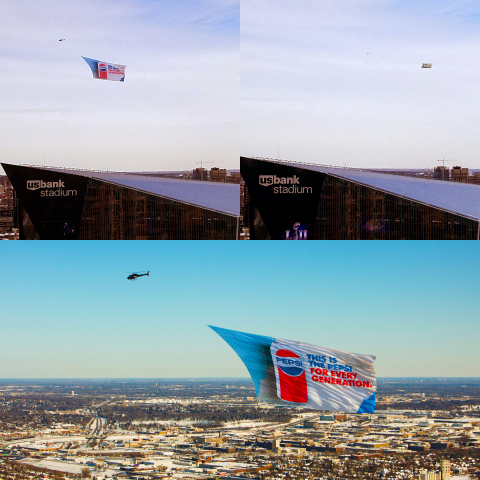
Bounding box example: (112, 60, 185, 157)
(127, 271, 150, 280)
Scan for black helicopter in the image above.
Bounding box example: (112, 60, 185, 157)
(127, 271, 150, 280)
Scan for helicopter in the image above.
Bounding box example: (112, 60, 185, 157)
(127, 271, 150, 280)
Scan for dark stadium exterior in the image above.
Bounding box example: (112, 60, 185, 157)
(241, 157, 480, 240)
(2, 164, 240, 240)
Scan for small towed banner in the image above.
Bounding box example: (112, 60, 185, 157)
(82, 57, 126, 81)
(209, 326, 376, 414)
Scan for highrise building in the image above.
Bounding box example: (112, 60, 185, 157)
(434, 166, 449, 181)
(193, 168, 208, 181)
(451, 166, 468, 183)
(210, 167, 227, 182)
(441, 459, 450, 480)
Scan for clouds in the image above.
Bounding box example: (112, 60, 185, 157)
(0, 0, 239, 172)
(2, 0, 480, 172)
(241, 0, 480, 167)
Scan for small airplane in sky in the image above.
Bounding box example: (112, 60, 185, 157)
(127, 271, 150, 281)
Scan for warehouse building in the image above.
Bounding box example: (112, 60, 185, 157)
(241, 157, 480, 240)
(2, 163, 240, 240)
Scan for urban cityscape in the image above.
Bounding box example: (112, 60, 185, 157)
(1, 379, 479, 480)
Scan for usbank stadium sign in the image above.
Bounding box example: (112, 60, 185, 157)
(27, 179, 77, 197)
(1, 163, 89, 239)
(240, 157, 323, 240)
(259, 175, 312, 194)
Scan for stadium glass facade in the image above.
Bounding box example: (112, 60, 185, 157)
(314, 175, 477, 240)
(241, 157, 480, 240)
(80, 179, 238, 240)
(2, 164, 239, 240)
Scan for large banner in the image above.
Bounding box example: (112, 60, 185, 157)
(210, 326, 376, 414)
(82, 57, 126, 82)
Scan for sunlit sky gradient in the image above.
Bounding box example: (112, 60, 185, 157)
(3, 0, 480, 174)
(241, 0, 480, 169)
(0, 0, 238, 175)
(1, 242, 478, 378)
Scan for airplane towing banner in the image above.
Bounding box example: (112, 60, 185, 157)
(210, 326, 377, 414)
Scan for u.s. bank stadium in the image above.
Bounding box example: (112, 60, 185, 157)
(241, 157, 480, 240)
(2, 163, 240, 240)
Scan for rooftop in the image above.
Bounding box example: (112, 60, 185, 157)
(251, 158, 480, 221)
(4, 164, 240, 216)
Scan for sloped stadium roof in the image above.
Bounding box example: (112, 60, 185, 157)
(47, 168, 240, 216)
(269, 160, 480, 221)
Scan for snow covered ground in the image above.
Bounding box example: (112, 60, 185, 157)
(17, 458, 117, 477)
(9, 435, 87, 445)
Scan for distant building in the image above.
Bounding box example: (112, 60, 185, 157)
(472, 173, 480, 185)
(433, 166, 449, 181)
(320, 415, 335, 421)
(408, 444, 429, 452)
(429, 442, 453, 450)
(441, 459, 450, 480)
(192, 433, 223, 445)
(193, 168, 208, 181)
(418, 473, 440, 480)
(227, 172, 242, 183)
(355, 441, 389, 449)
(451, 166, 468, 183)
(210, 167, 227, 183)
(0, 175, 19, 239)
(417, 460, 450, 480)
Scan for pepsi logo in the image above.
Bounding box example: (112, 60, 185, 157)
(99, 63, 107, 72)
(276, 349, 304, 377)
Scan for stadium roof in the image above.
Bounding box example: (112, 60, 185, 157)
(263, 159, 480, 221)
(9, 165, 240, 216)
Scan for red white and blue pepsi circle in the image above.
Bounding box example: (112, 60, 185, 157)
(276, 350, 304, 376)
(275, 349, 308, 403)
(98, 63, 107, 79)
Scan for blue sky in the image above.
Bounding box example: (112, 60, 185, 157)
(3, 0, 480, 174)
(241, 0, 480, 169)
(0, 0, 239, 175)
(1, 241, 478, 378)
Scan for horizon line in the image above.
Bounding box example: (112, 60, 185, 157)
(0, 376, 479, 381)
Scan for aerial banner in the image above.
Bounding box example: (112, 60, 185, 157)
(82, 57, 126, 81)
(210, 326, 376, 414)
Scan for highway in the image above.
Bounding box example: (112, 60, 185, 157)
(91, 416, 106, 436)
